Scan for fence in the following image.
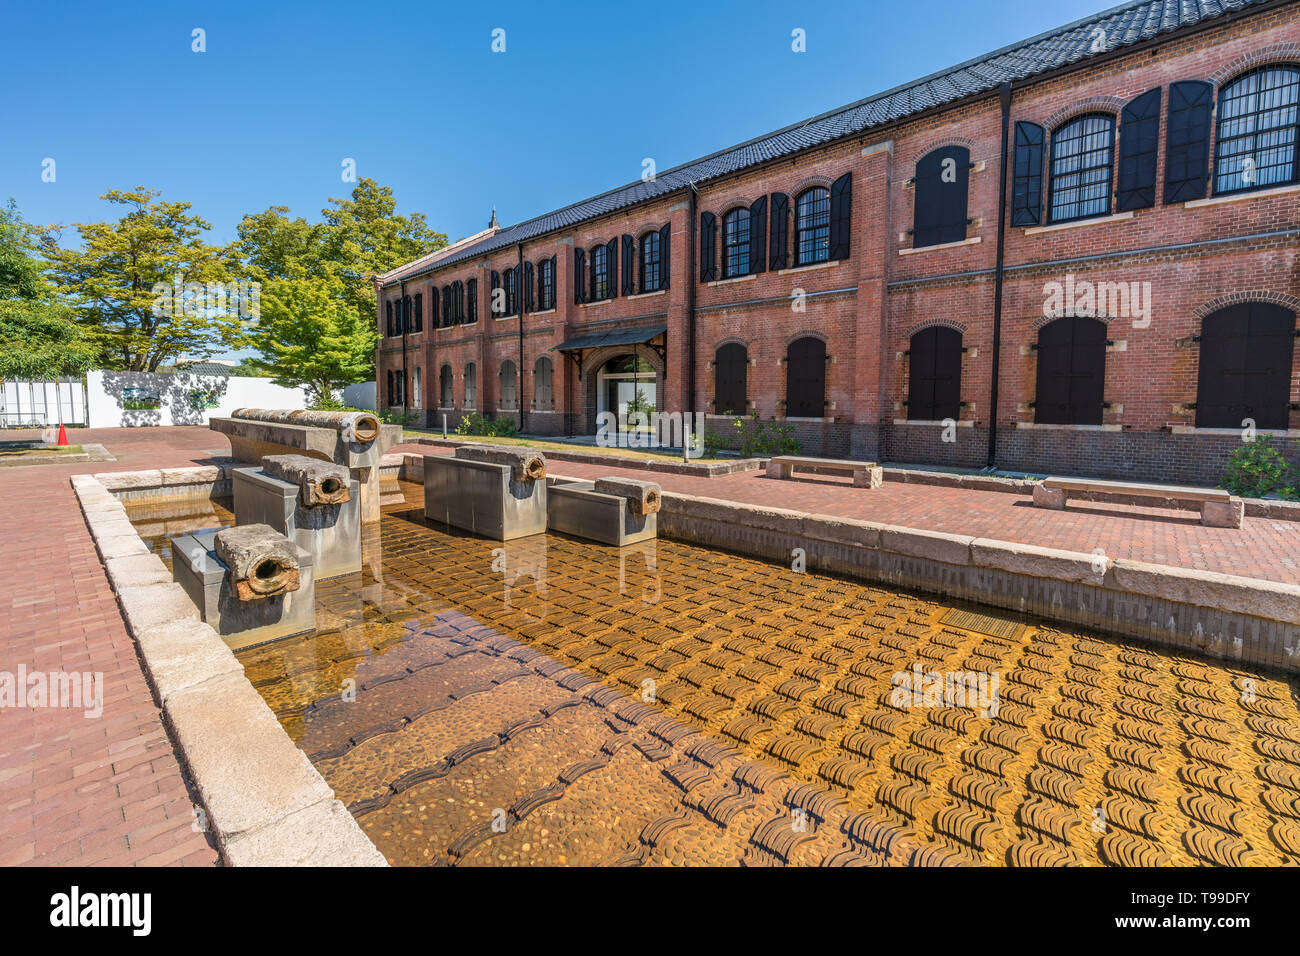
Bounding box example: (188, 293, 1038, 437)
(0, 378, 88, 428)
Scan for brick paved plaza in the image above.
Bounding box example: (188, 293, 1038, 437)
(0, 425, 1294, 866)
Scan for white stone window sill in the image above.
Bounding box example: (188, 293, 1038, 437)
(782, 416, 835, 423)
(435, 406, 455, 413)
(1185, 182, 1300, 208)
(493, 314, 519, 321)
(530, 408, 558, 413)
(777, 260, 838, 276)
(1170, 425, 1299, 437)
(578, 298, 615, 308)
(1015, 422, 1121, 432)
(707, 274, 757, 287)
(892, 418, 975, 427)
(530, 308, 557, 317)
(496, 407, 519, 413)
(626, 289, 667, 300)
(1023, 211, 1134, 235)
(899, 236, 981, 256)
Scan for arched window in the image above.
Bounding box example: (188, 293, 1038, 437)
(639, 230, 662, 292)
(590, 244, 609, 300)
(538, 258, 555, 310)
(1034, 316, 1107, 425)
(439, 364, 453, 408)
(913, 146, 970, 248)
(464, 363, 477, 408)
(502, 267, 518, 316)
(722, 208, 750, 278)
(499, 360, 517, 410)
(794, 187, 830, 265)
(1214, 65, 1300, 195)
(1195, 303, 1296, 429)
(534, 357, 554, 409)
(1049, 114, 1115, 223)
(713, 343, 748, 415)
(908, 327, 963, 421)
(785, 337, 826, 418)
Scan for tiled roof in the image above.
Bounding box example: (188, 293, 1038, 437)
(384, 0, 1268, 285)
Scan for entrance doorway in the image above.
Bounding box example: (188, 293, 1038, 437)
(596, 355, 657, 424)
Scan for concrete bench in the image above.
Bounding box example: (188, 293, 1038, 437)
(765, 455, 883, 489)
(1032, 476, 1243, 529)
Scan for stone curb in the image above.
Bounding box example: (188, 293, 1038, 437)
(69, 473, 389, 867)
(400, 435, 763, 476)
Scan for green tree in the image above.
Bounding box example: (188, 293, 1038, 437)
(244, 276, 378, 402)
(36, 186, 244, 371)
(0, 199, 97, 381)
(234, 178, 444, 385)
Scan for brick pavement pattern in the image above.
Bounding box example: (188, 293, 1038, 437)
(0, 425, 1295, 867)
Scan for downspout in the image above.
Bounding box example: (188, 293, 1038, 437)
(517, 242, 526, 433)
(687, 182, 699, 418)
(987, 81, 1013, 470)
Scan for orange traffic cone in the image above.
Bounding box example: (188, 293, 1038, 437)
(57, 423, 69, 446)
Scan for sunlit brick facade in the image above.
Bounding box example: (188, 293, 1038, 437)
(377, 0, 1300, 484)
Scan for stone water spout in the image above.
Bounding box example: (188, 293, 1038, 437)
(453, 444, 547, 482)
(231, 408, 382, 444)
(262, 454, 352, 507)
(213, 524, 301, 601)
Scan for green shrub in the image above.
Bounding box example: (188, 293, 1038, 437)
(1220, 434, 1300, 500)
(453, 411, 518, 438)
(733, 413, 801, 457)
(702, 428, 730, 457)
(309, 393, 349, 411)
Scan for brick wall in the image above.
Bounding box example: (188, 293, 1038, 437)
(376, 5, 1300, 482)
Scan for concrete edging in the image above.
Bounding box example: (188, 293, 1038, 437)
(69, 472, 387, 867)
(400, 435, 763, 476)
(653, 490, 1300, 673)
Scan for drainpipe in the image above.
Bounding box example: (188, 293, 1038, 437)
(687, 182, 699, 420)
(517, 242, 526, 434)
(987, 82, 1013, 470)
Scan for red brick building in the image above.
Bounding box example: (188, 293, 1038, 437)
(377, 0, 1300, 484)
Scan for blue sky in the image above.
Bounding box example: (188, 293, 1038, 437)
(2, 0, 1110, 249)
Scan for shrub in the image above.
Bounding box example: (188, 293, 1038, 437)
(733, 413, 801, 457)
(453, 412, 518, 438)
(1220, 434, 1300, 500)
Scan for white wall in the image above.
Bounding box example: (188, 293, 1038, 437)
(342, 380, 376, 411)
(86, 370, 309, 428)
(0, 379, 86, 427)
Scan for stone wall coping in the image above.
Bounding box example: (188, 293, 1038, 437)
(69, 473, 388, 867)
(401, 436, 762, 476)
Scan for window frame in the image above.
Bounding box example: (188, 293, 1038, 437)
(722, 207, 751, 278)
(590, 244, 609, 301)
(1047, 112, 1116, 224)
(794, 187, 831, 266)
(1213, 65, 1300, 196)
(639, 230, 662, 293)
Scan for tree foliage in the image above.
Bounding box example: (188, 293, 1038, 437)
(36, 187, 243, 371)
(0, 199, 97, 381)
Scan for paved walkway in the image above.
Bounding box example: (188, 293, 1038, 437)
(395, 443, 1300, 585)
(1, 425, 1294, 867)
(0, 426, 225, 866)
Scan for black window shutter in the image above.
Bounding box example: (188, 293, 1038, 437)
(402, 295, 411, 333)
(828, 173, 852, 260)
(548, 255, 557, 308)
(490, 270, 501, 315)
(467, 278, 477, 321)
(1011, 121, 1045, 226)
(1034, 317, 1106, 425)
(524, 261, 535, 312)
(769, 193, 789, 270)
(907, 326, 963, 420)
(1116, 88, 1161, 212)
(913, 146, 971, 247)
(1164, 80, 1213, 204)
(573, 249, 585, 304)
(1195, 303, 1296, 429)
(713, 343, 748, 415)
(385, 300, 393, 337)
(622, 234, 635, 296)
(659, 223, 670, 288)
(786, 337, 827, 417)
(413, 292, 422, 332)
(700, 212, 717, 282)
(606, 238, 619, 299)
(748, 196, 767, 275)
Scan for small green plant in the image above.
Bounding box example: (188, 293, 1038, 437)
(733, 413, 801, 457)
(702, 427, 730, 457)
(1220, 434, 1300, 500)
(378, 407, 419, 426)
(309, 393, 349, 411)
(453, 411, 518, 438)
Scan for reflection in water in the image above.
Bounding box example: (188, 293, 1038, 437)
(126, 485, 1300, 867)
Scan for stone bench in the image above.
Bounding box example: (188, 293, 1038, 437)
(765, 455, 883, 489)
(1033, 476, 1243, 529)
